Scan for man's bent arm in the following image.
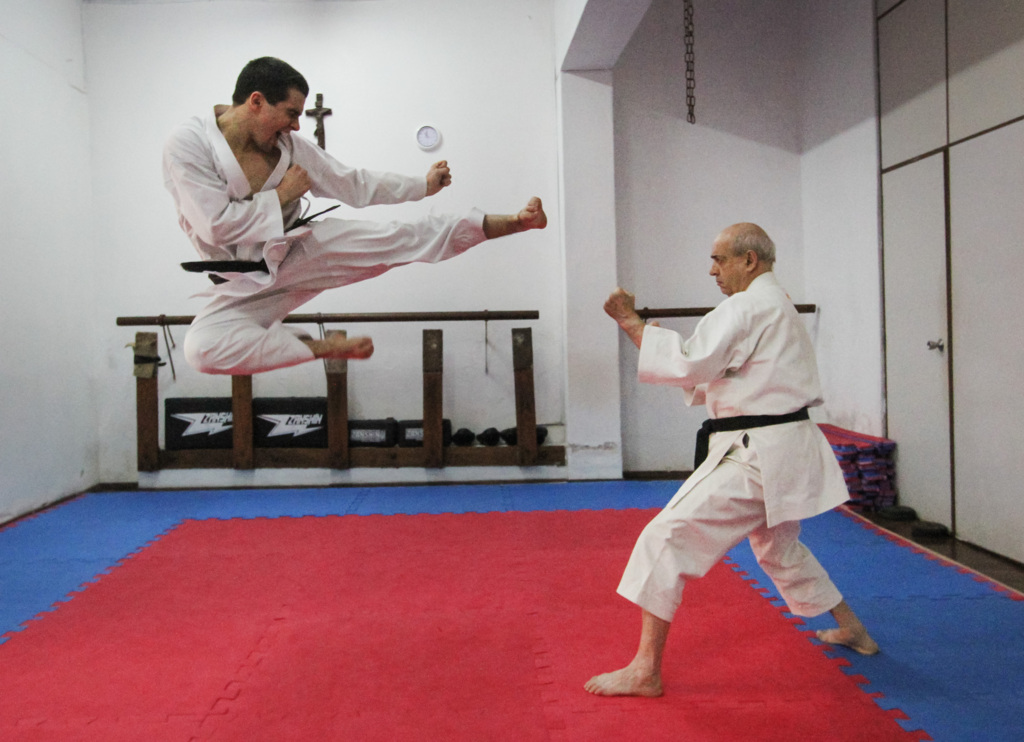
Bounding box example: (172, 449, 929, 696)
(293, 134, 427, 207)
(164, 133, 285, 248)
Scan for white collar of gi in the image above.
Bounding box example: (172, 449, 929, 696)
(206, 109, 253, 201)
(747, 271, 778, 292)
(203, 109, 293, 200)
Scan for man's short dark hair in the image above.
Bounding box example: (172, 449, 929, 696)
(232, 57, 309, 105)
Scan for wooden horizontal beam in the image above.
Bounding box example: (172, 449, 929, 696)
(116, 310, 540, 327)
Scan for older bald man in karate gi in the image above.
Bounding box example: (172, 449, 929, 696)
(163, 57, 545, 375)
(586, 223, 878, 698)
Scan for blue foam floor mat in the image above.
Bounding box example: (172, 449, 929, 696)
(728, 510, 1024, 741)
(2, 480, 1022, 740)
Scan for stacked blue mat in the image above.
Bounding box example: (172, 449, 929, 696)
(820, 424, 898, 512)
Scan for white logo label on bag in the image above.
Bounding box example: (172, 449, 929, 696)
(258, 414, 324, 438)
(172, 412, 233, 437)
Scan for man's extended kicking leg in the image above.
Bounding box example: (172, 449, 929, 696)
(585, 609, 669, 697)
(185, 198, 547, 375)
(301, 197, 545, 360)
(298, 197, 546, 362)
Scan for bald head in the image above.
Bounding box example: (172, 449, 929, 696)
(709, 223, 775, 296)
(716, 223, 776, 267)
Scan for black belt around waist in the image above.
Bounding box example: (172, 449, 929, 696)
(181, 259, 269, 273)
(181, 259, 269, 285)
(693, 407, 810, 469)
(177, 206, 343, 283)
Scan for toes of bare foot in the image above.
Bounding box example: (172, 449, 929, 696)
(816, 628, 880, 656)
(520, 197, 547, 230)
(343, 337, 374, 359)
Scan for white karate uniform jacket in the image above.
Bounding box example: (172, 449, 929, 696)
(163, 109, 480, 297)
(161, 109, 486, 374)
(637, 272, 848, 527)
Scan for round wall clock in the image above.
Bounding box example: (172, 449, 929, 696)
(416, 124, 442, 151)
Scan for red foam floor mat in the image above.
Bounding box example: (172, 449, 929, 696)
(0, 510, 923, 741)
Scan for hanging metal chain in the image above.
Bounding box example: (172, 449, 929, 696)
(684, 0, 696, 124)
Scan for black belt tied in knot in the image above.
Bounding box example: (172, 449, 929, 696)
(693, 407, 809, 469)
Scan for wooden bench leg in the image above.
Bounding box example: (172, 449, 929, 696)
(232, 375, 254, 470)
(133, 331, 160, 472)
(423, 329, 444, 468)
(136, 376, 159, 472)
(512, 328, 539, 466)
(325, 330, 350, 469)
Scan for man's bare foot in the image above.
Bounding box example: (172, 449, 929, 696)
(584, 665, 663, 697)
(517, 196, 547, 231)
(819, 600, 880, 655)
(483, 197, 547, 238)
(303, 334, 374, 360)
(816, 626, 880, 655)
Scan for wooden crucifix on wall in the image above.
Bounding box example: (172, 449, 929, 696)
(305, 93, 332, 149)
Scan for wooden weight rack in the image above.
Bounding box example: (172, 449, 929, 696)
(118, 311, 566, 472)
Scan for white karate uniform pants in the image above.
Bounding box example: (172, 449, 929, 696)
(184, 211, 486, 375)
(617, 435, 843, 623)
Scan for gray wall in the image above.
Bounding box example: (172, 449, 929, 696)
(613, 0, 883, 473)
(0, 1, 100, 521)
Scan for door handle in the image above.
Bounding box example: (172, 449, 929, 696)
(927, 339, 945, 352)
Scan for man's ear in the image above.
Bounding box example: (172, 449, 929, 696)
(248, 91, 265, 110)
(745, 250, 758, 270)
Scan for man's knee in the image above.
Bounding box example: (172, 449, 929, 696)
(183, 325, 261, 375)
(749, 520, 804, 565)
(183, 329, 233, 375)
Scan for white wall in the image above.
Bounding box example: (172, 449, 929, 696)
(0, 0, 886, 517)
(557, 69, 623, 479)
(613, 0, 811, 472)
(553, 0, 591, 64)
(553, 0, 651, 479)
(798, 0, 884, 437)
(81, 0, 565, 484)
(557, 0, 651, 71)
(611, 0, 882, 472)
(0, 0, 100, 522)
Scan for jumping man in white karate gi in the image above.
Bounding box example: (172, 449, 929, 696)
(163, 57, 546, 375)
(587, 223, 878, 698)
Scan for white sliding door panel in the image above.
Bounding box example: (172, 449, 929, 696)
(878, 0, 947, 169)
(882, 155, 952, 526)
(948, 0, 1024, 142)
(949, 119, 1024, 563)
